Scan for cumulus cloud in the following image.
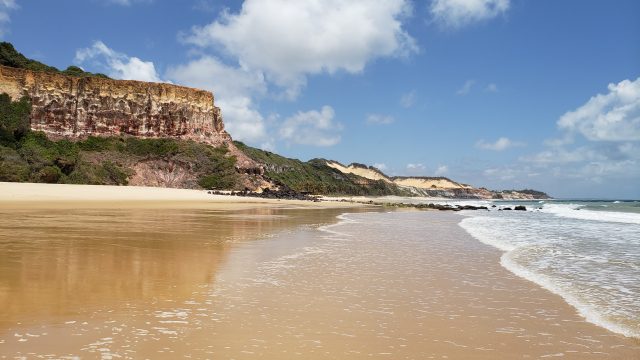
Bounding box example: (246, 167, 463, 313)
(430, 0, 510, 29)
(166, 56, 269, 143)
(400, 91, 416, 108)
(557, 77, 640, 141)
(456, 79, 475, 95)
(279, 106, 342, 147)
(521, 78, 640, 180)
(522, 146, 606, 165)
(183, 0, 417, 97)
(434, 165, 449, 176)
(476, 137, 524, 151)
(406, 163, 425, 172)
(0, 0, 17, 37)
(75, 41, 161, 82)
(366, 114, 395, 125)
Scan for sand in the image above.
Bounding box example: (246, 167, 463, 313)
(1, 208, 638, 358)
(1, 182, 638, 358)
(0, 182, 361, 209)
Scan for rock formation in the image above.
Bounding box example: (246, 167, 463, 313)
(0, 65, 259, 172)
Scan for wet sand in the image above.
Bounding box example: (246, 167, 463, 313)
(0, 204, 638, 358)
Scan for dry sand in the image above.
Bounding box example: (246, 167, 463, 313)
(0, 182, 362, 209)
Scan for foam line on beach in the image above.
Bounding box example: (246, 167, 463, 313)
(500, 251, 640, 339)
(459, 214, 640, 339)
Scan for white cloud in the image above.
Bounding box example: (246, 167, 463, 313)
(75, 41, 161, 82)
(476, 137, 524, 151)
(485, 83, 498, 92)
(373, 163, 387, 171)
(183, 0, 417, 97)
(279, 106, 342, 147)
(430, 0, 510, 29)
(406, 163, 425, 172)
(366, 114, 395, 125)
(0, 0, 17, 37)
(434, 165, 449, 176)
(400, 90, 416, 108)
(456, 79, 475, 95)
(522, 147, 605, 165)
(557, 77, 640, 141)
(166, 56, 269, 143)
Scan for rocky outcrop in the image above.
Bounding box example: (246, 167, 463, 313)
(0, 65, 259, 172)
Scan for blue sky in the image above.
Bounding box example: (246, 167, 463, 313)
(1, 0, 639, 198)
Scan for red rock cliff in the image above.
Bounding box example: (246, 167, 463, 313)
(0, 65, 259, 171)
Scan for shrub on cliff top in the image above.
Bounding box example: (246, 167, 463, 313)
(0, 42, 111, 78)
(0, 42, 58, 73)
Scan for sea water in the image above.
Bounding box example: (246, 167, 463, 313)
(459, 200, 640, 338)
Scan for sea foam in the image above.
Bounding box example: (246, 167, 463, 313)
(460, 206, 640, 339)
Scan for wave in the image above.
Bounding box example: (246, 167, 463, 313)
(501, 252, 640, 339)
(459, 214, 640, 339)
(541, 203, 640, 225)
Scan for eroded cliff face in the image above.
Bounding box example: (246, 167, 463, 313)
(0, 65, 259, 172)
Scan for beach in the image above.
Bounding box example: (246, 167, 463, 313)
(0, 184, 638, 358)
(0, 182, 361, 209)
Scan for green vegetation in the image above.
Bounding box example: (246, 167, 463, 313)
(234, 141, 411, 196)
(0, 94, 238, 188)
(0, 42, 109, 78)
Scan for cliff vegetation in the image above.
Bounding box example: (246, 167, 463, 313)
(234, 141, 412, 196)
(0, 42, 108, 78)
(0, 94, 238, 188)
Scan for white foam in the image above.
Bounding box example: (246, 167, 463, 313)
(501, 252, 640, 339)
(541, 204, 640, 225)
(459, 209, 640, 339)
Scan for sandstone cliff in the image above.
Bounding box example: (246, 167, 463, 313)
(324, 160, 549, 199)
(0, 65, 259, 172)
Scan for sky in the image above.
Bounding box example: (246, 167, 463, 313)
(1, 0, 639, 198)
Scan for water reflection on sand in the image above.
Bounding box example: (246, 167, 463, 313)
(0, 206, 348, 358)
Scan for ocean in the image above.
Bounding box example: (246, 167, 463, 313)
(458, 199, 640, 339)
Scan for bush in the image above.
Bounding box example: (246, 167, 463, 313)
(0, 146, 30, 182)
(35, 166, 62, 183)
(78, 136, 121, 152)
(198, 174, 236, 190)
(65, 161, 130, 186)
(124, 137, 180, 157)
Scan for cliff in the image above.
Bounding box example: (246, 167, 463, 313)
(324, 160, 549, 199)
(0, 65, 258, 171)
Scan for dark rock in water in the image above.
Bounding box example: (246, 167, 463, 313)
(208, 187, 320, 202)
(514, 205, 527, 211)
(456, 205, 489, 211)
(491, 205, 497, 208)
(503, 207, 512, 210)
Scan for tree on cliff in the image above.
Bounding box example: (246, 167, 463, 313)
(0, 93, 31, 145)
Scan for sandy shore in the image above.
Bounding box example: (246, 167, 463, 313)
(0, 182, 362, 209)
(2, 209, 637, 358)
